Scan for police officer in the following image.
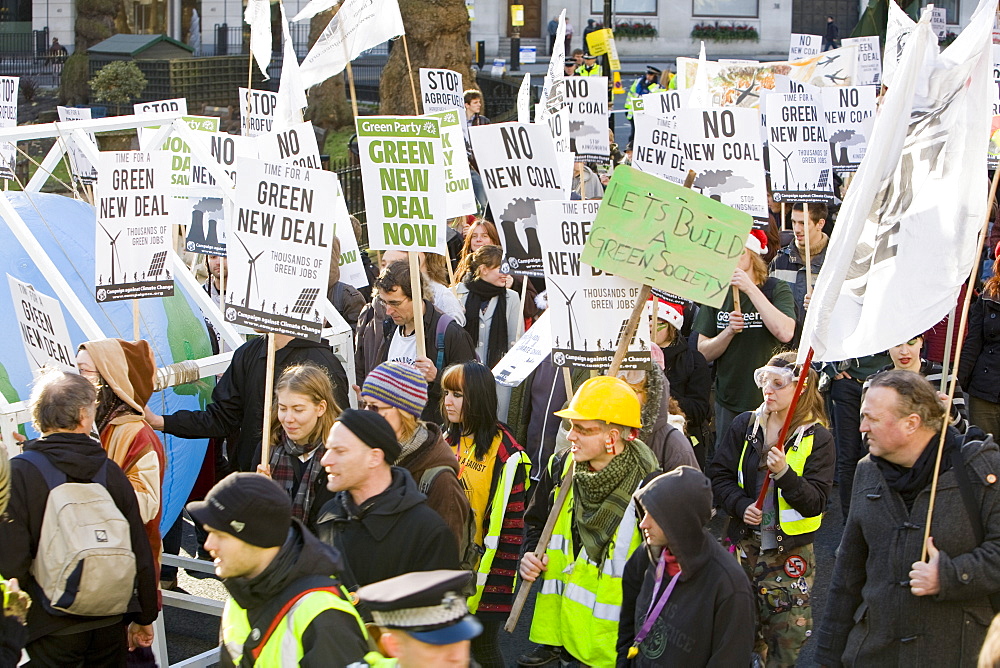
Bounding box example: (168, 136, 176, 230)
(576, 53, 603, 76)
(624, 66, 663, 144)
(517, 377, 660, 667)
(357, 570, 482, 667)
(564, 57, 577, 77)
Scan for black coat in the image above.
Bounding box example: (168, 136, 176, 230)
(814, 432, 1000, 667)
(164, 336, 350, 472)
(660, 335, 711, 428)
(314, 467, 459, 591)
(0, 433, 159, 643)
(959, 292, 1000, 403)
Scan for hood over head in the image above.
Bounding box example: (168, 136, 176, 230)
(634, 466, 712, 579)
(78, 338, 155, 413)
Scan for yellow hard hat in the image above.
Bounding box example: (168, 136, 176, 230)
(554, 376, 643, 429)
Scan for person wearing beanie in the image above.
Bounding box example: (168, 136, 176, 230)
(361, 362, 472, 551)
(77, 339, 167, 584)
(617, 467, 754, 666)
(189, 473, 373, 667)
(315, 409, 460, 592)
(693, 229, 797, 442)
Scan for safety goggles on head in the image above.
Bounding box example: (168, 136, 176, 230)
(753, 365, 797, 391)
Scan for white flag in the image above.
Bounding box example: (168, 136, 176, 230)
(275, 2, 307, 130)
(882, 1, 916, 90)
(517, 73, 531, 123)
(292, 0, 339, 22)
(800, 0, 994, 363)
(299, 0, 405, 89)
(539, 9, 566, 118)
(245, 0, 272, 80)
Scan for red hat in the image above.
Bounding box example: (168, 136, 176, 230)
(746, 229, 768, 255)
(651, 298, 684, 330)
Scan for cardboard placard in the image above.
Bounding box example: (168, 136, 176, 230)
(789, 33, 822, 60)
(564, 77, 609, 161)
(240, 88, 278, 137)
(765, 92, 834, 203)
(821, 86, 876, 174)
(427, 110, 477, 218)
(841, 36, 882, 86)
(134, 98, 188, 116)
(256, 121, 322, 169)
(492, 309, 552, 387)
(0, 77, 18, 180)
(7, 275, 77, 373)
(57, 106, 98, 184)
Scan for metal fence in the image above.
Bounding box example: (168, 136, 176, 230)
(208, 23, 310, 58)
(329, 155, 368, 245)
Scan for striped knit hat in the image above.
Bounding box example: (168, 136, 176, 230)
(362, 362, 428, 418)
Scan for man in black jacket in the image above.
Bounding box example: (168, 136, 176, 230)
(315, 409, 459, 591)
(0, 370, 158, 665)
(188, 473, 370, 666)
(145, 333, 350, 472)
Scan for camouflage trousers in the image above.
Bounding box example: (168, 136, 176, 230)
(739, 540, 815, 668)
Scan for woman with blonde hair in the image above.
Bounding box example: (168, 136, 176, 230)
(257, 362, 341, 531)
(707, 350, 835, 667)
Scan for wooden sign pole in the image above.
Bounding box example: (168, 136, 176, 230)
(803, 201, 813, 296)
(408, 251, 427, 358)
(259, 332, 277, 471)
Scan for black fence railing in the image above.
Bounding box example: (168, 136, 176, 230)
(330, 156, 368, 245)
(209, 23, 310, 58)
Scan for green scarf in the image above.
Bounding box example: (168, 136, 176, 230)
(573, 439, 659, 565)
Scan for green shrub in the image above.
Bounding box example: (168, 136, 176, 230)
(89, 60, 147, 104)
(59, 53, 91, 105)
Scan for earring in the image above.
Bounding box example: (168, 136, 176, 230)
(605, 440, 615, 454)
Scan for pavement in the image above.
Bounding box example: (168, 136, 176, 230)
(163, 491, 846, 667)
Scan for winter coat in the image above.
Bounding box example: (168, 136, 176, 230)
(314, 467, 459, 590)
(164, 336, 350, 472)
(707, 410, 835, 552)
(660, 334, 711, 431)
(769, 239, 827, 326)
(640, 366, 699, 473)
(814, 431, 1000, 667)
(327, 281, 366, 334)
(397, 423, 472, 550)
(0, 433, 159, 642)
(959, 291, 1000, 404)
(617, 468, 754, 666)
(219, 520, 369, 667)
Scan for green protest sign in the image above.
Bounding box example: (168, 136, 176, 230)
(580, 165, 753, 308)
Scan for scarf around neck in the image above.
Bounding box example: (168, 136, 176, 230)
(463, 278, 509, 367)
(573, 439, 659, 565)
(269, 434, 324, 523)
(873, 433, 956, 512)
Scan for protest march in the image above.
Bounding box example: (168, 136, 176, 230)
(6, 0, 1000, 666)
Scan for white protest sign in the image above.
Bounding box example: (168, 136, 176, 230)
(636, 89, 689, 118)
(789, 34, 822, 60)
(7, 275, 77, 373)
(256, 121, 323, 169)
(95, 150, 175, 302)
(240, 88, 278, 137)
(139, 115, 220, 189)
(57, 106, 98, 184)
(428, 110, 477, 218)
(632, 90, 688, 184)
(678, 107, 768, 220)
(189, 132, 258, 189)
(842, 36, 882, 86)
(332, 179, 368, 289)
(134, 98, 188, 116)
(0, 77, 18, 180)
(564, 76, 609, 161)
(821, 86, 876, 173)
(993, 44, 1000, 115)
(469, 122, 565, 276)
(419, 69, 465, 118)
(765, 93, 833, 203)
(228, 159, 337, 340)
(185, 133, 258, 255)
(931, 7, 947, 39)
(537, 199, 652, 371)
(492, 309, 552, 387)
(356, 116, 447, 254)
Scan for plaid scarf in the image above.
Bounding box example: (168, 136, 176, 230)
(269, 434, 324, 523)
(573, 439, 659, 565)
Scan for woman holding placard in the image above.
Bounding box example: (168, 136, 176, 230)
(455, 220, 538, 322)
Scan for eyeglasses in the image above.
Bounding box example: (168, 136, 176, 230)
(753, 366, 797, 391)
(377, 296, 410, 309)
(362, 402, 393, 414)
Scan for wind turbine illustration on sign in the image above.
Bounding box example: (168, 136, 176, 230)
(771, 145, 797, 191)
(234, 234, 263, 308)
(549, 279, 582, 350)
(98, 222, 122, 285)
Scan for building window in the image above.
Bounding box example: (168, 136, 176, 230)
(692, 0, 758, 18)
(591, 0, 657, 16)
(920, 0, 958, 24)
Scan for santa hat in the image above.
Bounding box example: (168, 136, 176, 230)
(746, 229, 768, 255)
(651, 298, 684, 330)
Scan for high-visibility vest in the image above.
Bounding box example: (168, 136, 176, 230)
(737, 425, 822, 535)
(221, 580, 369, 666)
(528, 455, 643, 668)
(624, 79, 663, 119)
(576, 64, 603, 77)
(467, 449, 532, 613)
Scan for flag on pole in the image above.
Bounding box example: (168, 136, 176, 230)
(517, 73, 531, 123)
(800, 0, 994, 363)
(538, 9, 566, 119)
(292, 0, 339, 22)
(245, 0, 272, 80)
(299, 0, 405, 89)
(275, 2, 307, 130)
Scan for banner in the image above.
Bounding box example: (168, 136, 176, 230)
(357, 116, 447, 253)
(564, 77, 609, 161)
(765, 92, 833, 203)
(186, 132, 258, 255)
(492, 309, 552, 387)
(789, 33, 822, 60)
(580, 165, 753, 308)
(227, 158, 337, 340)
(821, 86, 876, 173)
(842, 36, 882, 86)
(801, 0, 994, 362)
(537, 199, 651, 370)
(7, 275, 76, 373)
(134, 98, 188, 116)
(95, 150, 175, 302)
(300, 0, 405, 89)
(678, 107, 768, 220)
(256, 121, 322, 168)
(57, 106, 98, 184)
(427, 110, 477, 218)
(469, 122, 565, 276)
(240, 88, 278, 137)
(0, 76, 17, 180)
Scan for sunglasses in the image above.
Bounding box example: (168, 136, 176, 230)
(362, 403, 394, 414)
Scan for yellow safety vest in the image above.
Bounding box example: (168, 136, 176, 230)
(221, 580, 369, 666)
(529, 455, 643, 668)
(737, 425, 822, 535)
(624, 80, 663, 119)
(468, 449, 532, 613)
(576, 64, 604, 77)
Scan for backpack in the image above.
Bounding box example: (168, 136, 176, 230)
(19, 450, 137, 617)
(419, 465, 484, 574)
(432, 313, 455, 371)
